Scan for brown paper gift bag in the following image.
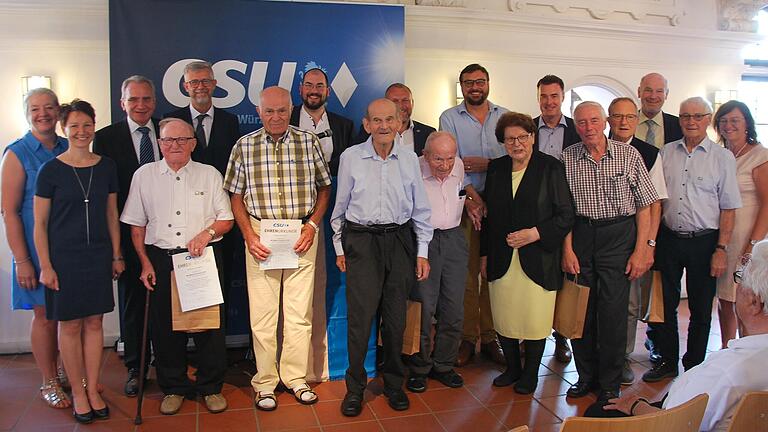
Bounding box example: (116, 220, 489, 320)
(553, 275, 590, 339)
(641, 271, 665, 324)
(377, 300, 422, 355)
(170, 270, 221, 332)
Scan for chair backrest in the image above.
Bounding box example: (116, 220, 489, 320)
(726, 391, 768, 432)
(559, 393, 709, 432)
(507, 426, 529, 432)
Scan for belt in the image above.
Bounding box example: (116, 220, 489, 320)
(663, 226, 717, 239)
(434, 226, 462, 234)
(250, 213, 311, 224)
(345, 221, 410, 234)
(575, 215, 632, 227)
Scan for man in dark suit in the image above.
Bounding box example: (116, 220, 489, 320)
(636, 72, 683, 148)
(354, 83, 436, 156)
(531, 74, 580, 364)
(92, 75, 160, 397)
(289, 67, 355, 176)
(163, 61, 241, 176)
(533, 75, 581, 160)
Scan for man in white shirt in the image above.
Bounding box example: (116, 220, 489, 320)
(121, 118, 234, 416)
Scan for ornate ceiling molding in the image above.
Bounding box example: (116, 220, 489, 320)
(508, 1, 683, 26)
(718, 0, 768, 32)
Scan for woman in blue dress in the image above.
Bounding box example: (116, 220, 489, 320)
(0, 88, 69, 408)
(34, 99, 123, 423)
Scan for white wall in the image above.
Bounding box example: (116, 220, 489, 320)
(0, 0, 761, 352)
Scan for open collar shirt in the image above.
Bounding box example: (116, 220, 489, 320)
(419, 156, 467, 230)
(537, 115, 568, 160)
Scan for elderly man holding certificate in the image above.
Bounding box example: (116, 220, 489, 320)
(224, 86, 332, 411)
(120, 117, 234, 416)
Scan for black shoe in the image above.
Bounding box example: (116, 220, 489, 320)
(645, 339, 662, 364)
(621, 359, 635, 386)
(92, 405, 110, 420)
(492, 369, 520, 387)
(553, 333, 572, 363)
(567, 381, 596, 398)
(597, 389, 620, 402)
(429, 369, 464, 388)
(642, 361, 678, 383)
(341, 392, 363, 417)
(513, 375, 538, 395)
(73, 409, 94, 424)
(125, 368, 140, 397)
(406, 375, 427, 393)
(384, 388, 410, 411)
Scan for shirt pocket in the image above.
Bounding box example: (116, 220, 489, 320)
(692, 175, 718, 199)
(455, 195, 466, 224)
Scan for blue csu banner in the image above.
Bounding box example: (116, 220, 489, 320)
(109, 0, 405, 380)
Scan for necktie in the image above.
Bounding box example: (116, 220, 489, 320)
(137, 126, 154, 165)
(196, 114, 208, 149)
(645, 119, 657, 147)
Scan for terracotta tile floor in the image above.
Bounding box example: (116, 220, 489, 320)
(1, 300, 722, 431)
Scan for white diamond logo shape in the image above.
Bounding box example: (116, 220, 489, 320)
(331, 62, 357, 108)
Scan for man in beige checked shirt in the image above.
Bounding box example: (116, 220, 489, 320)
(224, 86, 331, 411)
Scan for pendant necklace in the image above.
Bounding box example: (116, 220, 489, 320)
(72, 165, 94, 245)
(733, 142, 749, 159)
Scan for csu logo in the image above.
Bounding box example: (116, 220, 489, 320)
(162, 59, 358, 109)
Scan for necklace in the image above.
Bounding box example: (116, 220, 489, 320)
(732, 142, 749, 159)
(72, 165, 94, 245)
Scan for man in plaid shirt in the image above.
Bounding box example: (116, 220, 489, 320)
(224, 86, 331, 411)
(560, 101, 658, 404)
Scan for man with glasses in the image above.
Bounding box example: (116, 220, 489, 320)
(439, 63, 508, 367)
(561, 101, 656, 403)
(636, 73, 683, 149)
(607, 97, 667, 385)
(643, 96, 741, 382)
(289, 67, 355, 176)
(224, 86, 331, 411)
(121, 117, 234, 415)
(93, 75, 160, 397)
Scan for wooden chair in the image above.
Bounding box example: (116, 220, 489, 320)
(727, 391, 768, 432)
(507, 426, 529, 432)
(558, 393, 708, 432)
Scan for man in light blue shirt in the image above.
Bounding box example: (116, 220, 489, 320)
(332, 98, 432, 417)
(643, 96, 741, 384)
(439, 63, 508, 366)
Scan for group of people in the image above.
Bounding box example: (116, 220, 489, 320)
(2, 60, 767, 429)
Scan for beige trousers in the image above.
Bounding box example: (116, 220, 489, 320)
(246, 217, 317, 392)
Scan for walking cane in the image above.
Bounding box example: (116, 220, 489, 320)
(134, 281, 152, 425)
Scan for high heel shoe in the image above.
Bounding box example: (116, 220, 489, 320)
(72, 408, 94, 424)
(83, 378, 110, 420)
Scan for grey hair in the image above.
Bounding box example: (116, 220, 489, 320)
(742, 239, 768, 314)
(608, 97, 638, 113)
(680, 96, 713, 115)
(184, 61, 214, 79)
(120, 75, 156, 100)
(574, 101, 607, 119)
(159, 117, 194, 137)
(424, 131, 457, 154)
(23, 88, 59, 114)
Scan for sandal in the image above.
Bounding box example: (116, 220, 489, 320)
(255, 392, 277, 411)
(40, 378, 72, 409)
(291, 383, 318, 405)
(57, 366, 71, 391)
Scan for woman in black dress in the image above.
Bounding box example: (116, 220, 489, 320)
(34, 100, 123, 424)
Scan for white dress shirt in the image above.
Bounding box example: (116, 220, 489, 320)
(127, 117, 159, 162)
(396, 121, 416, 154)
(622, 137, 669, 200)
(121, 159, 233, 249)
(298, 106, 333, 163)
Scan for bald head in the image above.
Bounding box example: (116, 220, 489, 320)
(424, 131, 458, 180)
(258, 86, 292, 140)
(638, 72, 669, 118)
(363, 98, 399, 147)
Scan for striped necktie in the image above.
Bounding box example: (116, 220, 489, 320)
(137, 126, 154, 165)
(645, 119, 657, 147)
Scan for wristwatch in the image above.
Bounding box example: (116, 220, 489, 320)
(716, 244, 728, 252)
(206, 228, 216, 240)
(647, 239, 656, 248)
(750, 239, 759, 246)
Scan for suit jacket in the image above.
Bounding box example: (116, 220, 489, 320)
(354, 120, 436, 156)
(92, 118, 160, 265)
(532, 115, 581, 154)
(628, 137, 659, 172)
(480, 151, 575, 290)
(662, 111, 683, 144)
(163, 106, 241, 176)
(289, 105, 354, 176)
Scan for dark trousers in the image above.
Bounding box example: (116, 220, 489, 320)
(343, 222, 416, 395)
(571, 217, 635, 392)
(146, 244, 227, 396)
(647, 228, 718, 370)
(409, 227, 467, 376)
(117, 253, 151, 371)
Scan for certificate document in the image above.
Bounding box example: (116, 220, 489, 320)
(171, 246, 224, 312)
(259, 219, 301, 270)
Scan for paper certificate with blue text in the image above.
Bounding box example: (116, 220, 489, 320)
(171, 246, 224, 312)
(259, 219, 301, 270)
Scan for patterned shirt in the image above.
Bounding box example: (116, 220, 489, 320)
(562, 138, 658, 220)
(224, 125, 332, 220)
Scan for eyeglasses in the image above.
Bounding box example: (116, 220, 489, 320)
(261, 108, 290, 117)
(186, 79, 215, 88)
(461, 79, 487, 87)
(609, 114, 638, 121)
(158, 136, 196, 146)
(718, 118, 744, 127)
(302, 83, 326, 91)
(504, 133, 532, 145)
(733, 253, 752, 284)
(679, 113, 711, 122)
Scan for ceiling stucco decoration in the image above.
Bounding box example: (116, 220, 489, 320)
(416, 0, 466, 6)
(508, 0, 683, 26)
(718, 0, 768, 32)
